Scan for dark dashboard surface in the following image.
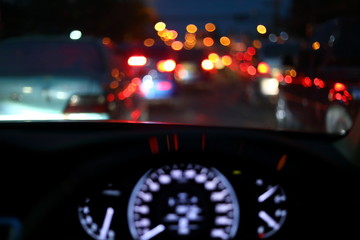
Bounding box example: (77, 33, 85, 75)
(0, 121, 359, 240)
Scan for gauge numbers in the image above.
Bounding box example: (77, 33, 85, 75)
(78, 185, 121, 240)
(128, 163, 240, 240)
(256, 178, 287, 239)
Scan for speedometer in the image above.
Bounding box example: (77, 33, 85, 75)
(128, 163, 240, 240)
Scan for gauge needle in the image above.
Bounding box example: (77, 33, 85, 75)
(258, 210, 280, 230)
(140, 224, 165, 240)
(258, 185, 279, 202)
(99, 207, 114, 240)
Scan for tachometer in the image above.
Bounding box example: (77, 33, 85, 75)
(128, 163, 240, 240)
(255, 178, 287, 239)
(78, 183, 122, 240)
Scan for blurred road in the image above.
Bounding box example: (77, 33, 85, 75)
(147, 78, 278, 130)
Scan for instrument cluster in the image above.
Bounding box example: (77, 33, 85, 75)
(70, 149, 294, 240)
(6, 123, 358, 240)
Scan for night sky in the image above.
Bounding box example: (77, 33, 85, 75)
(146, 0, 293, 36)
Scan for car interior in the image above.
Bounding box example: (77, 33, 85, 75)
(0, 116, 359, 240)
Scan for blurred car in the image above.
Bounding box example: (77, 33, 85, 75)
(237, 40, 301, 104)
(255, 40, 300, 98)
(276, 16, 360, 134)
(174, 48, 215, 91)
(117, 43, 179, 106)
(0, 35, 148, 121)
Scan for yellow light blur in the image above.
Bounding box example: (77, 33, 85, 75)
(220, 36, 231, 46)
(312, 41, 320, 50)
(203, 37, 214, 47)
(257, 62, 270, 74)
(157, 29, 167, 38)
(215, 60, 225, 70)
(257, 25, 267, 34)
(253, 40, 262, 48)
(205, 23, 216, 32)
(157, 59, 176, 72)
(201, 59, 214, 70)
(221, 55, 232, 66)
(144, 38, 155, 47)
(166, 30, 178, 40)
(154, 22, 166, 31)
(163, 59, 176, 72)
(171, 41, 183, 51)
(186, 24, 198, 33)
(208, 53, 219, 63)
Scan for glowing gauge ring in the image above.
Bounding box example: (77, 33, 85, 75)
(128, 163, 240, 240)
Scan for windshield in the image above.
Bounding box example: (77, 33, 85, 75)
(0, 0, 359, 135)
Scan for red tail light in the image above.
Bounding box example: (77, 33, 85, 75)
(284, 75, 292, 84)
(314, 78, 325, 88)
(128, 56, 147, 66)
(247, 65, 256, 76)
(329, 82, 352, 104)
(301, 77, 312, 87)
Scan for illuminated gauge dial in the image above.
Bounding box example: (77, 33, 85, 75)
(255, 178, 287, 239)
(78, 183, 122, 240)
(128, 163, 240, 240)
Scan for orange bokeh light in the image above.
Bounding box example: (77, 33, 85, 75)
(220, 36, 231, 46)
(203, 37, 214, 47)
(171, 41, 183, 51)
(144, 38, 155, 47)
(186, 24, 198, 33)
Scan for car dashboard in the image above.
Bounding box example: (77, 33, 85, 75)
(0, 121, 359, 240)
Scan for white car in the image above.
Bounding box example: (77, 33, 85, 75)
(0, 35, 148, 121)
